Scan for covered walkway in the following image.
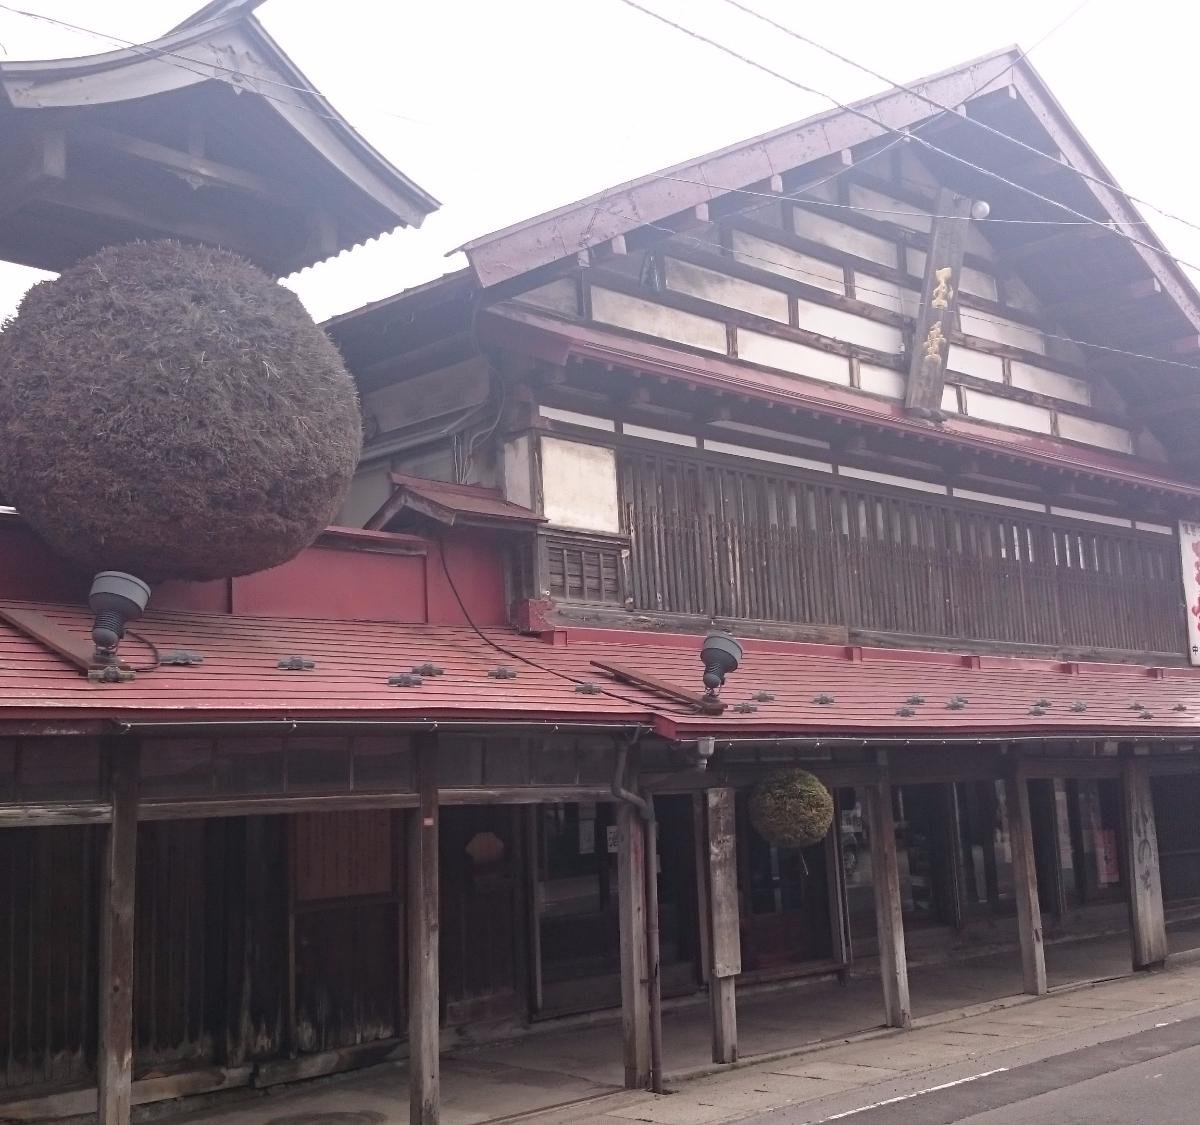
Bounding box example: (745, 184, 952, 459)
(170, 921, 1200, 1125)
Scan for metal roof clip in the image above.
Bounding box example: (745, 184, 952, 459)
(277, 656, 315, 670)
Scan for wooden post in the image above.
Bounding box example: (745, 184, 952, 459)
(617, 803, 650, 1089)
(1005, 763, 1047, 995)
(1121, 753, 1168, 969)
(692, 793, 712, 987)
(825, 790, 853, 978)
(941, 783, 966, 932)
(98, 740, 139, 1125)
(866, 773, 911, 1029)
(705, 788, 741, 1063)
(407, 735, 440, 1124)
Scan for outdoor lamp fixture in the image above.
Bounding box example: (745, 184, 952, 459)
(700, 630, 743, 699)
(89, 571, 151, 666)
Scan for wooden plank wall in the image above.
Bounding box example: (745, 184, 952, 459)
(617, 449, 1183, 655)
(0, 826, 100, 1092)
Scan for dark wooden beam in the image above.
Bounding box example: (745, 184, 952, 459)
(0, 128, 66, 220)
(0, 604, 97, 673)
(866, 765, 911, 1028)
(1005, 760, 1047, 995)
(998, 221, 1111, 269)
(618, 802, 651, 1088)
(407, 735, 440, 1125)
(1042, 277, 1164, 321)
(705, 788, 740, 1064)
(592, 658, 724, 714)
(1121, 751, 1168, 969)
(74, 125, 306, 206)
(39, 179, 268, 267)
(98, 740, 139, 1125)
(905, 186, 973, 417)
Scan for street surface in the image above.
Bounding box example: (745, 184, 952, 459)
(555, 965, 1200, 1125)
(751, 1011, 1200, 1122)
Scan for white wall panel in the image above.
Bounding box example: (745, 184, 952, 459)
(664, 257, 789, 323)
(1010, 361, 1091, 405)
(591, 288, 727, 352)
(731, 229, 844, 293)
(736, 329, 851, 384)
(963, 389, 1054, 434)
(540, 437, 620, 532)
(1057, 414, 1134, 453)
(795, 298, 904, 352)
(792, 208, 898, 268)
(946, 345, 1004, 383)
(960, 309, 1046, 355)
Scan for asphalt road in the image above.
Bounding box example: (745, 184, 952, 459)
(752, 1012, 1200, 1124)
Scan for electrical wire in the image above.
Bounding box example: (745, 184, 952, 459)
(0, 2, 429, 127)
(713, 0, 1200, 242)
(611, 0, 1200, 276)
(7, 0, 1195, 373)
(632, 219, 1200, 373)
(655, 177, 1152, 226)
(436, 546, 696, 715)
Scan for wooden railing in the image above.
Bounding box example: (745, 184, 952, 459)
(612, 450, 1186, 658)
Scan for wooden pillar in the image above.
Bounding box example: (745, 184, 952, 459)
(1121, 753, 1168, 969)
(617, 803, 651, 1089)
(407, 735, 440, 1125)
(866, 772, 911, 1029)
(98, 740, 139, 1125)
(705, 788, 741, 1063)
(1005, 763, 1047, 995)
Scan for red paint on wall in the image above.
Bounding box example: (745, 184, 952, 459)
(426, 531, 509, 627)
(0, 514, 511, 627)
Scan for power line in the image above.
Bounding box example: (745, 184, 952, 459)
(636, 220, 1200, 373)
(611, 0, 1200, 278)
(715, 0, 1200, 244)
(657, 175, 1155, 226)
(0, 2, 429, 127)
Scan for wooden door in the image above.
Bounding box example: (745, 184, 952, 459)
(439, 806, 521, 1025)
(290, 810, 402, 1053)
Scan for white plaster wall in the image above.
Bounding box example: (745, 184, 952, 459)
(540, 437, 621, 532)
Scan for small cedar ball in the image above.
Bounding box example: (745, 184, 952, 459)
(748, 769, 835, 850)
(0, 241, 362, 582)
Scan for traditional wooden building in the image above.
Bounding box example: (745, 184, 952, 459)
(5, 38, 1200, 1125)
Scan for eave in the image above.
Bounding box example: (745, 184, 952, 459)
(0, 3, 438, 275)
(481, 303, 1200, 503)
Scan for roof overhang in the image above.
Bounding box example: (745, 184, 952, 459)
(0, 3, 438, 276)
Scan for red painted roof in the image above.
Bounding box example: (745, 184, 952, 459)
(368, 474, 544, 530)
(3, 602, 1200, 740)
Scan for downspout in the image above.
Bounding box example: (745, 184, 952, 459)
(611, 733, 664, 1094)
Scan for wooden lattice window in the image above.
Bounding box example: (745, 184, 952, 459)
(543, 533, 625, 605)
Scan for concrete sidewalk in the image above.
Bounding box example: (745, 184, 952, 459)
(168, 925, 1200, 1125)
(552, 961, 1200, 1124)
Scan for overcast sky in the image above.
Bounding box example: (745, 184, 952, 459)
(1, 0, 1198, 325)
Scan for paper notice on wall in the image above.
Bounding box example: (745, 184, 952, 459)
(1179, 520, 1200, 665)
(1096, 827, 1121, 887)
(606, 824, 618, 854)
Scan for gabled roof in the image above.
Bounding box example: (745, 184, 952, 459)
(367, 474, 545, 531)
(3, 602, 1200, 742)
(458, 46, 1200, 338)
(0, 2, 438, 275)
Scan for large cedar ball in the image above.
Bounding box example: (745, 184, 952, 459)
(0, 241, 361, 581)
(748, 769, 834, 850)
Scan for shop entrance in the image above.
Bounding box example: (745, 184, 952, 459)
(531, 796, 701, 1016)
(736, 790, 838, 973)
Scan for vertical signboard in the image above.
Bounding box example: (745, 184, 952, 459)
(1179, 520, 1200, 665)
